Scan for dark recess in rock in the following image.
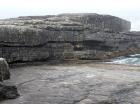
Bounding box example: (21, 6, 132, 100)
(0, 83, 19, 101)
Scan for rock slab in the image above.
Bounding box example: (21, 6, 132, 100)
(1, 64, 140, 104)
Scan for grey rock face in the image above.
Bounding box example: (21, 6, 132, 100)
(0, 13, 138, 63)
(0, 58, 10, 81)
(0, 58, 19, 101)
(58, 13, 131, 32)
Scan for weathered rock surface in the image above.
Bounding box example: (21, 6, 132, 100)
(0, 58, 19, 101)
(1, 63, 140, 104)
(0, 58, 10, 81)
(0, 13, 139, 63)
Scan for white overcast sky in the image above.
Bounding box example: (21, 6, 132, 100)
(0, 0, 140, 31)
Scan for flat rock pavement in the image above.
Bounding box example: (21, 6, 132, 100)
(1, 63, 140, 104)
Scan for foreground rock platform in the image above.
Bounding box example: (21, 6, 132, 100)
(1, 63, 140, 104)
(0, 13, 139, 63)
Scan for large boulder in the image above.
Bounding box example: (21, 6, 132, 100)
(0, 58, 10, 81)
(0, 13, 139, 62)
(0, 58, 19, 101)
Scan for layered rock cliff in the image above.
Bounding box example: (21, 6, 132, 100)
(0, 13, 139, 63)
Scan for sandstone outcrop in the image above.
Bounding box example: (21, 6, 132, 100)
(0, 13, 139, 63)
